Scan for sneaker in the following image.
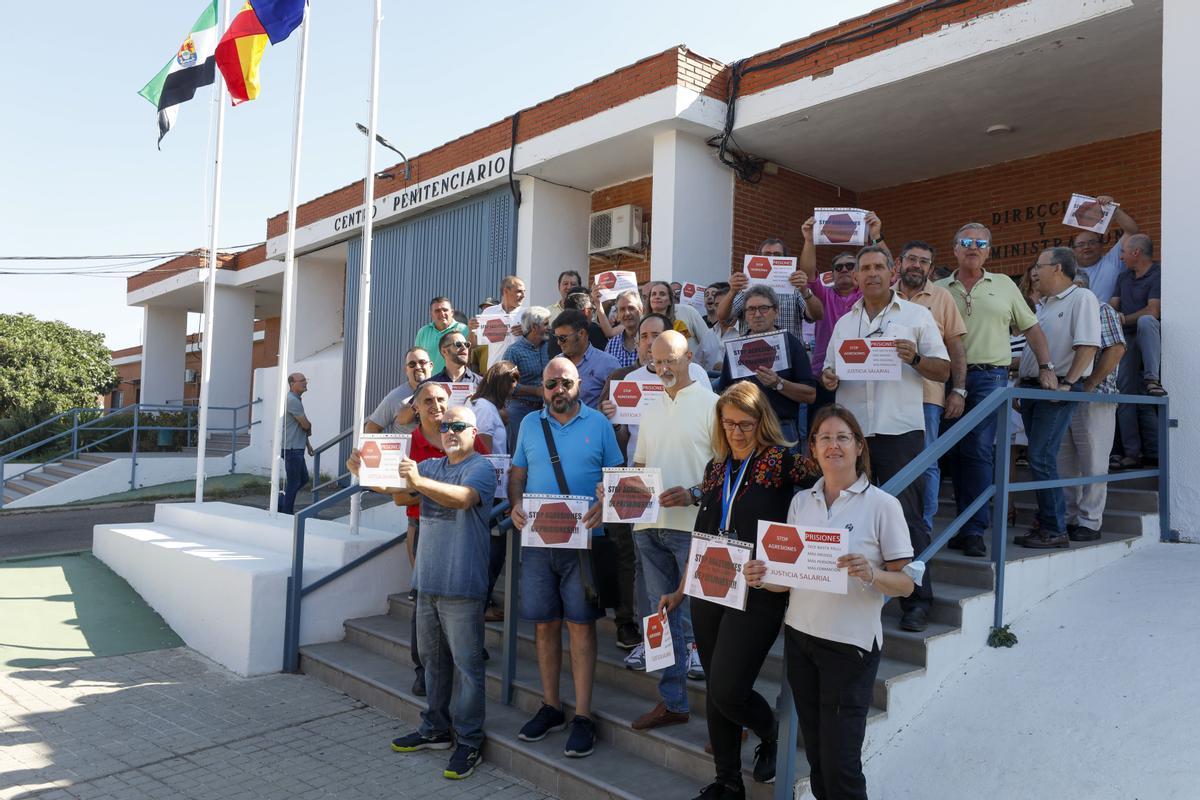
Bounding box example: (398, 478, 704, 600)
(391, 730, 453, 752)
(517, 703, 566, 742)
(624, 643, 646, 671)
(563, 715, 596, 758)
(691, 781, 745, 800)
(443, 743, 481, 779)
(686, 643, 705, 680)
(752, 736, 777, 784)
(616, 622, 641, 650)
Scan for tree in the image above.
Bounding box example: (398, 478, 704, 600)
(0, 314, 119, 435)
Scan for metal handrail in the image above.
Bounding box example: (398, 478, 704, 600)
(311, 427, 354, 503)
(0, 407, 104, 451)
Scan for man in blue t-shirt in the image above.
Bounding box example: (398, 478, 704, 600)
(373, 405, 496, 780)
(509, 356, 622, 759)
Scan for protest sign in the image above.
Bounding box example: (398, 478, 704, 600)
(680, 282, 708, 313)
(357, 434, 411, 490)
(594, 270, 639, 302)
(684, 533, 752, 610)
(743, 255, 797, 295)
(834, 338, 901, 381)
(1063, 193, 1119, 234)
(814, 208, 869, 246)
(643, 611, 675, 672)
(609, 380, 666, 424)
(520, 494, 591, 549)
(756, 521, 849, 593)
(725, 332, 789, 380)
(602, 467, 662, 524)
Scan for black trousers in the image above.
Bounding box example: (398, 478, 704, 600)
(409, 520, 423, 674)
(608, 523, 637, 628)
(866, 430, 931, 613)
(786, 628, 880, 800)
(692, 588, 788, 786)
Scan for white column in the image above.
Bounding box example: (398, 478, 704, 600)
(1162, 0, 1195, 541)
(139, 306, 187, 405)
(205, 285, 256, 432)
(515, 175, 591, 307)
(650, 130, 735, 287)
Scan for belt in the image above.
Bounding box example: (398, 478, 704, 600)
(967, 363, 1006, 371)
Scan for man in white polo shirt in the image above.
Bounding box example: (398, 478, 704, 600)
(1014, 247, 1100, 550)
(627, 330, 717, 730)
(820, 245, 949, 633)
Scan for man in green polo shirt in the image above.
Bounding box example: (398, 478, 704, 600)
(414, 297, 468, 374)
(935, 222, 1055, 557)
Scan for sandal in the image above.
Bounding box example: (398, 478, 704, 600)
(1117, 456, 1141, 471)
(1145, 379, 1167, 397)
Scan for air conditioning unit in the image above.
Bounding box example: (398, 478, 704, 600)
(588, 204, 643, 255)
(185, 369, 199, 383)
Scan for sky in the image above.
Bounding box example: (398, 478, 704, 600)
(0, 0, 882, 352)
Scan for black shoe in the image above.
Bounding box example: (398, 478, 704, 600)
(616, 622, 641, 650)
(391, 730, 452, 752)
(564, 715, 596, 758)
(482, 648, 490, 662)
(962, 534, 987, 558)
(1022, 531, 1069, 549)
(408, 588, 418, 601)
(947, 535, 966, 551)
(752, 734, 777, 783)
(517, 703, 566, 742)
(411, 670, 426, 697)
(443, 743, 482, 779)
(692, 781, 746, 800)
(899, 607, 929, 632)
(1068, 527, 1101, 542)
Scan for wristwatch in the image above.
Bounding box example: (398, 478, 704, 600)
(688, 486, 704, 506)
(911, 353, 922, 368)
(773, 379, 785, 392)
(952, 387, 968, 398)
(870, 235, 883, 245)
(1039, 362, 1055, 372)
(802, 289, 814, 300)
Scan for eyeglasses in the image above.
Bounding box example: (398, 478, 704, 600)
(543, 378, 576, 390)
(651, 356, 683, 368)
(439, 421, 474, 434)
(446, 341, 470, 350)
(406, 359, 431, 369)
(745, 304, 776, 315)
(1072, 240, 1101, 249)
(553, 332, 580, 344)
(814, 433, 856, 446)
(956, 292, 974, 317)
(957, 238, 990, 250)
(902, 256, 933, 267)
(833, 262, 855, 272)
(720, 419, 757, 434)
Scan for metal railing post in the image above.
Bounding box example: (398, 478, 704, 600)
(773, 648, 799, 800)
(130, 406, 140, 491)
(500, 522, 520, 705)
(990, 401, 1012, 630)
(1157, 397, 1171, 541)
(70, 409, 79, 459)
(312, 448, 323, 505)
(284, 513, 309, 673)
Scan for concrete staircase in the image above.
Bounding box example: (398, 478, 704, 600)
(181, 431, 251, 457)
(2, 453, 114, 506)
(298, 473, 1160, 800)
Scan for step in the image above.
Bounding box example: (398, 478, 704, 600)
(301, 640, 706, 800)
(882, 581, 989, 627)
(44, 463, 89, 480)
(22, 472, 59, 488)
(61, 458, 106, 470)
(3, 479, 38, 496)
(936, 499, 1146, 536)
(76, 453, 113, 465)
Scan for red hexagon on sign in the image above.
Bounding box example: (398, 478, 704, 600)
(745, 256, 773, 280)
(645, 613, 665, 649)
(360, 440, 382, 469)
(1072, 200, 1105, 228)
(761, 524, 804, 564)
(738, 338, 777, 372)
(821, 213, 860, 244)
(610, 475, 653, 521)
(696, 545, 737, 598)
(838, 339, 870, 364)
(683, 282, 699, 299)
(532, 501, 579, 546)
(482, 317, 509, 344)
(597, 272, 617, 290)
(612, 381, 642, 408)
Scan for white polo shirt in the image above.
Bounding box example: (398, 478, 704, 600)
(1018, 284, 1101, 381)
(633, 380, 717, 533)
(622, 362, 711, 467)
(825, 291, 949, 436)
(784, 474, 913, 651)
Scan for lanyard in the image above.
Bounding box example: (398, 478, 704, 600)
(720, 455, 753, 534)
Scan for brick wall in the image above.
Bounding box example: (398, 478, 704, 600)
(589, 177, 653, 283)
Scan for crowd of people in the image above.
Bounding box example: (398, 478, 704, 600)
(273, 199, 1162, 799)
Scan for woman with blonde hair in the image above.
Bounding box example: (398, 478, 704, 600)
(660, 381, 819, 800)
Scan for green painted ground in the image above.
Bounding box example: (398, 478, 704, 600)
(0, 553, 182, 671)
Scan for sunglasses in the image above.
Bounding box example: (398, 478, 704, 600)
(439, 421, 474, 434)
(543, 378, 576, 390)
(553, 332, 581, 344)
(446, 340, 470, 350)
(833, 262, 855, 272)
(407, 359, 431, 369)
(957, 238, 990, 250)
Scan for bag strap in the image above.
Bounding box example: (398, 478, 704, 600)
(540, 416, 598, 604)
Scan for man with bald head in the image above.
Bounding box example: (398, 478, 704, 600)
(624, 331, 717, 730)
(279, 372, 312, 514)
(509, 356, 622, 758)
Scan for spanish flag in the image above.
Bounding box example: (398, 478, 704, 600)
(215, 0, 306, 105)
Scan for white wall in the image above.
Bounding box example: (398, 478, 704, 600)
(294, 254, 346, 362)
(1162, 0, 1195, 542)
(4, 454, 233, 509)
(649, 130, 735, 287)
(140, 307, 187, 404)
(206, 287, 256, 432)
(515, 176, 592, 308)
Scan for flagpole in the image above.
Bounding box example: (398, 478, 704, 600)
(195, 0, 231, 504)
(269, 6, 312, 516)
(348, 0, 384, 535)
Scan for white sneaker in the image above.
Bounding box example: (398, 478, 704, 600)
(624, 643, 646, 671)
(686, 643, 704, 680)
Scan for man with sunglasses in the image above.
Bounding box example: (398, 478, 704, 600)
(936, 223, 1055, 558)
(1069, 195, 1139, 306)
(365, 347, 434, 435)
(509, 357, 623, 758)
(551, 309, 619, 409)
(716, 237, 825, 342)
(433, 330, 481, 386)
(350, 405, 495, 780)
(414, 297, 468, 375)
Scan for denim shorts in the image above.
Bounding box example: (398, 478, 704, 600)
(519, 546, 604, 624)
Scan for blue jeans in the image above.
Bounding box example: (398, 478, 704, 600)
(416, 594, 487, 748)
(1019, 386, 1083, 535)
(634, 529, 692, 713)
(941, 367, 1007, 538)
(922, 403, 942, 532)
(279, 448, 308, 514)
(779, 418, 800, 454)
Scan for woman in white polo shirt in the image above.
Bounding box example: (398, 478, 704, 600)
(755, 404, 914, 800)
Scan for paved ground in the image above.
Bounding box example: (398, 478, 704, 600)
(864, 541, 1200, 799)
(0, 648, 552, 800)
(0, 507, 156, 561)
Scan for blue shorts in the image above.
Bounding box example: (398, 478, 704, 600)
(519, 547, 605, 624)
